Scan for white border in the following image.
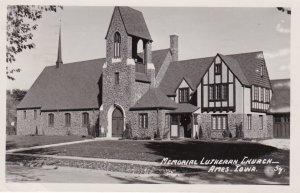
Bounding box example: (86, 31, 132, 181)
(1, 0, 299, 192)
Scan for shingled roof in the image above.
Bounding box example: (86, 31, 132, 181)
(159, 57, 214, 96)
(17, 58, 105, 110)
(159, 51, 271, 96)
(138, 49, 170, 76)
(227, 51, 271, 88)
(130, 88, 178, 110)
(268, 79, 290, 114)
(106, 7, 152, 41)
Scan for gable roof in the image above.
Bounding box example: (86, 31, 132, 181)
(106, 7, 152, 41)
(268, 79, 290, 114)
(219, 54, 250, 86)
(130, 88, 178, 110)
(171, 103, 199, 114)
(159, 51, 271, 96)
(227, 51, 271, 88)
(159, 57, 214, 96)
(17, 58, 105, 111)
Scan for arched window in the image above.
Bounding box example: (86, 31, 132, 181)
(65, 113, 71, 127)
(114, 32, 121, 58)
(82, 112, 89, 127)
(48, 113, 54, 127)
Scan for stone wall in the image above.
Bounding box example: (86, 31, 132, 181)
(17, 109, 41, 135)
(196, 113, 272, 139)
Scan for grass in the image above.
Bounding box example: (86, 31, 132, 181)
(6, 135, 90, 150)
(20, 140, 289, 165)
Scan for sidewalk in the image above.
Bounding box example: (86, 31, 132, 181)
(6, 137, 117, 153)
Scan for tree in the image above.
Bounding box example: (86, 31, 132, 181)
(277, 7, 291, 15)
(6, 5, 63, 80)
(11, 89, 27, 102)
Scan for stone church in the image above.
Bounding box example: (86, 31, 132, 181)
(17, 6, 284, 139)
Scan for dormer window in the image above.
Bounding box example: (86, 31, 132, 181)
(114, 32, 121, 58)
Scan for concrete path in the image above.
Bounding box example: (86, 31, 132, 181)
(6, 137, 118, 153)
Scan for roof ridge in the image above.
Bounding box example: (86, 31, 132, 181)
(46, 58, 106, 68)
(172, 56, 214, 64)
(225, 51, 263, 57)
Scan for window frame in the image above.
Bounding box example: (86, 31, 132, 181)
(165, 114, 170, 129)
(247, 114, 252, 130)
(23, 110, 26, 119)
(139, 113, 148, 129)
(215, 63, 222, 75)
(34, 110, 37, 120)
(212, 115, 228, 130)
(259, 115, 263, 130)
(82, 112, 89, 127)
(179, 87, 189, 103)
(208, 83, 228, 101)
(114, 32, 121, 58)
(115, 72, 120, 85)
(48, 113, 54, 127)
(65, 113, 71, 127)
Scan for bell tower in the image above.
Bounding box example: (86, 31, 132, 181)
(101, 6, 154, 137)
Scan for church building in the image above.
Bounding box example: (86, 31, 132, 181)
(17, 6, 277, 139)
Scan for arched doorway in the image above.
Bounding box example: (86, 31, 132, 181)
(112, 107, 124, 137)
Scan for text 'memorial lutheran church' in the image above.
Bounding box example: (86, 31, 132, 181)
(17, 7, 290, 139)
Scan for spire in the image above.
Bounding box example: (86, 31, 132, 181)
(56, 21, 63, 68)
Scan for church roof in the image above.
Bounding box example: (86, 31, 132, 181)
(268, 79, 290, 114)
(130, 88, 178, 110)
(159, 51, 271, 96)
(17, 58, 105, 110)
(17, 49, 169, 111)
(105, 7, 152, 41)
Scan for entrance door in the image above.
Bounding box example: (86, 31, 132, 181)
(112, 107, 124, 137)
(181, 114, 192, 138)
(274, 114, 290, 138)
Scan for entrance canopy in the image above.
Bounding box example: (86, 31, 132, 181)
(170, 103, 199, 114)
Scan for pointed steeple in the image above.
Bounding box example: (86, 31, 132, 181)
(56, 22, 63, 68)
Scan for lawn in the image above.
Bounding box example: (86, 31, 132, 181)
(6, 135, 90, 150)
(19, 140, 289, 165)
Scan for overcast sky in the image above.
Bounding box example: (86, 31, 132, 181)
(6, 6, 290, 90)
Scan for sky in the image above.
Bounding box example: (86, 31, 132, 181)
(6, 6, 291, 90)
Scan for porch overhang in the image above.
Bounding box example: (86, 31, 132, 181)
(170, 103, 199, 114)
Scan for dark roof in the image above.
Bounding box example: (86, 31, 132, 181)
(17, 58, 105, 110)
(171, 103, 199, 114)
(107, 7, 152, 41)
(227, 51, 271, 88)
(138, 49, 170, 76)
(130, 88, 178, 110)
(159, 57, 214, 96)
(159, 51, 271, 96)
(268, 79, 290, 114)
(219, 54, 250, 86)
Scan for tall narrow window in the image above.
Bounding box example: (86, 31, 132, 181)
(115, 72, 119, 85)
(222, 84, 228, 100)
(82, 113, 89, 126)
(114, 32, 121, 58)
(34, 110, 37, 120)
(260, 64, 264, 77)
(165, 114, 170, 129)
(254, 86, 259, 101)
(215, 85, 221, 100)
(260, 88, 264, 102)
(215, 57, 221, 74)
(215, 63, 221, 74)
(139, 113, 148, 129)
(265, 89, 270, 103)
(247, 114, 252, 130)
(48, 113, 54, 127)
(259, 115, 263, 130)
(65, 113, 71, 127)
(23, 110, 26, 119)
(209, 85, 214, 100)
(179, 88, 189, 103)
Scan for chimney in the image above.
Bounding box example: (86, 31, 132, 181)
(56, 24, 63, 68)
(170, 35, 178, 62)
